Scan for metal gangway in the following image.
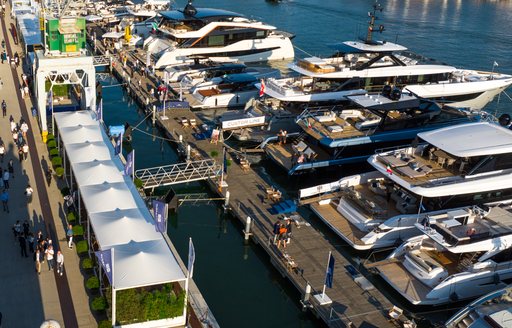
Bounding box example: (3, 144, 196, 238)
(93, 55, 111, 67)
(135, 159, 221, 189)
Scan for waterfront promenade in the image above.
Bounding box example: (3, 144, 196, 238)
(0, 9, 96, 328)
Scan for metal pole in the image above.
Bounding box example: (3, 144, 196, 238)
(111, 249, 116, 327)
(152, 105, 156, 126)
(322, 251, 331, 299)
(224, 191, 230, 207)
(244, 216, 252, 241)
(132, 149, 135, 182)
(186, 144, 191, 161)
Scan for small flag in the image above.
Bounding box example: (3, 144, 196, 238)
(494, 61, 499, 67)
(95, 249, 113, 284)
(114, 132, 123, 155)
(325, 252, 335, 289)
(124, 150, 134, 176)
(259, 79, 265, 97)
(151, 22, 158, 31)
(223, 147, 228, 174)
(187, 238, 195, 278)
(386, 165, 393, 175)
(96, 98, 103, 121)
(153, 200, 168, 233)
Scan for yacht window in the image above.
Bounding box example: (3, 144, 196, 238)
(256, 30, 265, 37)
(208, 35, 225, 47)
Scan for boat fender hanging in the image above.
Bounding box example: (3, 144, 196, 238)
(498, 114, 511, 127)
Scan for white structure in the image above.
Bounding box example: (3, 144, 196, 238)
(53, 111, 189, 327)
(34, 51, 96, 141)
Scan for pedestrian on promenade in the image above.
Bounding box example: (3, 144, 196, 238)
(34, 249, 41, 274)
(1, 100, 6, 117)
(0, 77, 3, 90)
(22, 143, 29, 161)
(273, 219, 281, 244)
(1, 40, 4, 49)
(24, 85, 29, 97)
(66, 224, 73, 249)
(12, 220, 20, 241)
(9, 119, 15, 132)
(0, 139, 4, 162)
(0, 50, 4, 63)
(20, 121, 28, 138)
(45, 245, 54, 271)
(12, 129, 18, 145)
(46, 168, 52, 186)
(25, 184, 33, 203)
(27, 232, 35, 253)
(2, 170, 9, 189)
(8, 159, 13, 178)
(19, 233, 28, 257)
(277, 224, 287, 249)
(285, 217, 293, 246)
(22, 219, 29, 236)
(56, 251, 64, 276)
(1, 189, 9, 213)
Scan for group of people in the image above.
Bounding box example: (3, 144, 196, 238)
(0, 157, 14, 212)
(9, 115, 30, 161)
(277, 129, 288, 145)
(0, 48, 20, 68)
(273, 216, 294, 249)
(12, 223, 65, 276)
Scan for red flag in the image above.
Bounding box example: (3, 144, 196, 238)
(259, 79, 265, 97)
(386, 165, 393, 175)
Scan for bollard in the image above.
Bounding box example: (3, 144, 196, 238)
(244, 216, 252, 241)
(186, 144, 191, 161)
(179, 135, 183, 143)
(301, 282, 312, 311)
(152, 105, 156, 126)
(224, 191, 230, 207)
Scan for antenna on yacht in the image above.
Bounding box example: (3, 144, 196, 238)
(183, 0, 197, 16)
(366, 1, 385, 44)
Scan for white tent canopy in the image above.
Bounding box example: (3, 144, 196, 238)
(59, 124, 105, 145)
(81, 182, 138, 214)
(89, 208, 162, 249)
(54, 111, 97, 128)
(102, 31, 125, 39)
(73, 160, 125, 187)
(66, 141, 113, 164)
(112, 239, 186, 290)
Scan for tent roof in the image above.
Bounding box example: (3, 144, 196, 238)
(59, 124, 105, 145)
(66, 141, 113, 164)
(54, 110, 97, 128)
(73, 160, 125, 187)
(80, 182, 139, 213)
(113, 239, 186, 290)
(90, 208, 162, 249)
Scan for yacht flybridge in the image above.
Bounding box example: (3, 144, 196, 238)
(377, 203, 512, 305)
(262, 2, 512, 110)
(144, 1, 295, 68)
(298, 121, 512, 250)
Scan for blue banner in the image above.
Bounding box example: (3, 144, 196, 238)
(158, 101, 189, 111)
(124, 150, 134, 176)
(96, 98, 103, 121)
(153, 200, 167, 233)
(325, 252, 335, 289)
(188, 237, 195, 278)
(114, 132, 123, 156)
(95, 249, 113, 285)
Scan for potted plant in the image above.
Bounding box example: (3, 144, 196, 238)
(49, 148, 59, 158)
(47, 140, 57, 149)
(86, 276, 100, 291)
(67, 212, 76, 223)
(76, 240, 88, 256)
(46, 133, 55, 143)
(51, 156, 62, 168)
(55, 167, 64, 178)
(134, 178, 144, 189)
(81, 258, 94, 272)
(72, 224, 84, 238)
(91, 296, 107, 313)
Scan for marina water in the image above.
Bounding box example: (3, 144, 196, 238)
(103, 0, 512, 326)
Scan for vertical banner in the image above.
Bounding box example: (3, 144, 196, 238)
(124, 150, 134, 176)
(153, 199, 168, 233)
(95, 249, 113, 284)
(96, 98, 103, 121)
(325, 252, 335, 289)
(48, 90, 53, 115)
(259, 79, 265, 97)
(187, 237, 195, 278)
(223, 147, 228, 174)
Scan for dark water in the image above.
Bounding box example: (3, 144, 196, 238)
(102, 1, 512, 327)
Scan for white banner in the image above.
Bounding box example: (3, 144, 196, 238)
(221, 116, 265, 130)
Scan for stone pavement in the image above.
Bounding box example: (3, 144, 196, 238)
(0, 6, 95, 328)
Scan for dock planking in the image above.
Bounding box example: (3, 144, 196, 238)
(89, 28, 394, 327)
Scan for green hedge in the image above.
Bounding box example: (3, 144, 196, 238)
(91, 296, 107, 311)
(81, 258, 94, 270)
(134, 178, 143, 189)
(46, 81, 69, 97)
(73, 225, 84, 236)
(115, 284, 185, 324)
(47, 140, 57, 149)
(76, 240, 88, 255)
(49, 148, 60, 157)
(86, 276, 100, 290)
(67, 212, 76, 223)
(55, 167, 64, 178)
(51, 156, 63, 167)
(98, 320, 112, 328)
(46, 133, 55, 142)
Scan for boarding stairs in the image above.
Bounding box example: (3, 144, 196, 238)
(93, 55, 111, 67)
(135, 159, 221, 189)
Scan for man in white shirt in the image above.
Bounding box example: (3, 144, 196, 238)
(45, 245, 54, 271)
(56, 251, 64, 276)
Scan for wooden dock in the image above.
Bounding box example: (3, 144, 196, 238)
(88, 28, 396, 327)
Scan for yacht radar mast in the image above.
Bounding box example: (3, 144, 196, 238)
(183, 0, 197, 17)
(365, 1, 385, 44)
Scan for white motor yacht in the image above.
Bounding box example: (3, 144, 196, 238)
(262, 2, 512, 110)
(144, 1, 295, 68)
(299, 121, 512, 250)
(377, 203, 512, 305)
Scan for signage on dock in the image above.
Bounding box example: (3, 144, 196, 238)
(221, 116, 266, 130)
(158, 101, 189, 111)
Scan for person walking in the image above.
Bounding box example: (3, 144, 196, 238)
(0, 139, 4, 162)
(1, 100, 6, 117)
(8, 159, 13, 179)
(34, 249, 41, 274)
(45, 245, 54, 271)
(20, 121, 28, 138)
(56, 251, 64, 276)
(273, 219, 281, 244)
(2, 170, 9, 189)
(27, 232, 35, 253)
(285, 217, 293, 246)
(22, 143, 29, 161)
(0, 189, 8, 213)
(66, 224, 73, 249)
(22, 219, 29, 236)
(19, 233, 28, 257)
(25, 184, 33, 203)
